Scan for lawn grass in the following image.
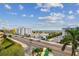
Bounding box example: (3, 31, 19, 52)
(0, 38, 25, 56)
(1, 38, 13, 49)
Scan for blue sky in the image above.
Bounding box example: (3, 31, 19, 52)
(0, 3, 79, 30)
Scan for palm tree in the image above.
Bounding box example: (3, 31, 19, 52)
(32, 48, 42, 56)
(60, 28, 79, 56)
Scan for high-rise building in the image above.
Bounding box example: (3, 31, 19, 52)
(16, 28, 20, 35)
(16, 27, 32, 35)
(20, 27, 25, 35)
(24, 28, 32, 35)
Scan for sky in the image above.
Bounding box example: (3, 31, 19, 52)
(0, 3, 79, 30)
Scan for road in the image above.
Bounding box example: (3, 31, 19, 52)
(12, 35, 72, 56)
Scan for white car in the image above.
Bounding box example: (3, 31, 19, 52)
(31, 38, 40, 41)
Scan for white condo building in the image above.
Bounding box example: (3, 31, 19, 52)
(16, 28, 20, 35)
(24, 28, 32, 35)
(16, 27, 32, 35)
(20, 27, 25, 35)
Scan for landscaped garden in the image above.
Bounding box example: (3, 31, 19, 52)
(32, 48, 52, 56)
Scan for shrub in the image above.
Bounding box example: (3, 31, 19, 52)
(8, 35, 12, 37)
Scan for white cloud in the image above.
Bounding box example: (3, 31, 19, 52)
(50, 12, 53, 16)
(0, 19, 9, 26)
(38, 13, 65, 23)
(9, 12, 17, 16)
(22, 14, 34, 17)
(76, 10, 79, 14)
(30, 14, 34, 17)
(49, 3, 64, 8)
(37, 3, 64, 8)
(36, 3, 64, 12)
(22, 14, 26, 17)
(59, 20, 65, 24)
(19, 4, 24, 10)
(4, 4, 11, 10)
(69, 11, 73, 14)
(40, 8, 49, 12)
(67, 15, 75, 20)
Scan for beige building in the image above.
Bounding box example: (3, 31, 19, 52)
(0, 32, 4, 38)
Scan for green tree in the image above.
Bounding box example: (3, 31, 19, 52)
(10, 28, 16, 34)
(32, 48, 42, 56)
(60, 28, 79, 56)
(8, 35, 12, 38)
